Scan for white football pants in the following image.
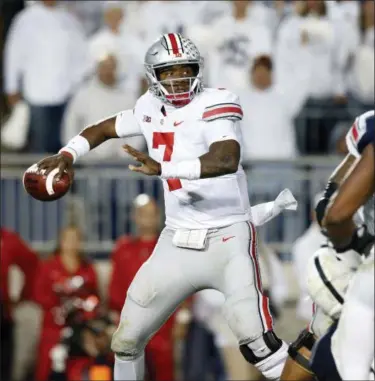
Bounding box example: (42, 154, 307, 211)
(112, 221, 277, 379)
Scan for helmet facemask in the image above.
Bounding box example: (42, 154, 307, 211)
(145, 62, 203, 107)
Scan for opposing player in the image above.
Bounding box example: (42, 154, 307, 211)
(37, 34, 288, 380)
(318, 110, 374, 380)
(280, 110, 374, 381)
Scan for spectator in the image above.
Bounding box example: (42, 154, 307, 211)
(136, 1, 199, 47)
(189, 0, 273, 92)
(0, 0, 24, 120)
(0, 227, 40, 381)
(62, 53, 145, 161)
(3, 0, 89, 153)
(89, 1, 144, 97)
(238, 53, 311, 245)
(33, 225, 98, 381)
(238, 54, 311, 161)
(62, 1, 105, 37)
(347, 0, 374, 117)
(277, 0, 352, 154)
(109, 194, 183, 381)
(48, 297, 115, 381)
(329, 0, 360, 30)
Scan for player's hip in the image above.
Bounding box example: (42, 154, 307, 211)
(160, 220, 256, 252)
(165, 212, 252, 231)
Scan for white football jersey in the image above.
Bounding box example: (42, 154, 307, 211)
(115, 88, 252, 230)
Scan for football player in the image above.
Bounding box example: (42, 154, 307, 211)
(280, 110, 374, 381)
(315, 110, 374, 380)
(37, 34, 288, 381)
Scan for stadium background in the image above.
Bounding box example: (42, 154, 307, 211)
(0, 1, 373, 380)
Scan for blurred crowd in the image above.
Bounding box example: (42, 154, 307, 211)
(0, 1, 374, 380)
(1, 0, 374, 159)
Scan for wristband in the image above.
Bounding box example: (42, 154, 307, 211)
(161, 159, 201, 180)
(59, 135, 90, 163)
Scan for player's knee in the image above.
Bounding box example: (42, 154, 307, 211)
(240, 331, 288, 379)
(111, 320, 144, 360)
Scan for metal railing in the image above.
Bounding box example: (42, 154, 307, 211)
(1, 154, 341, 254)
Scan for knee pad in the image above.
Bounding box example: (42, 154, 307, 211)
(239, 330, 283, 364)
(288, 328, 316, 373)
(111, 320, 144, 360)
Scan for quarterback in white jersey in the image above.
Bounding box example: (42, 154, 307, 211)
(37, 33, 288, 381)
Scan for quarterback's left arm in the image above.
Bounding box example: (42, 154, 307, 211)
(322, 143, 375, 253)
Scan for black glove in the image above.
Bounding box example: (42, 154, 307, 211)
(335, 225, 375, 257)
(315, 181, 338, 227)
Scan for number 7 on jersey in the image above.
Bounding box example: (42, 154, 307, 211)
(152, 132, 182, 191)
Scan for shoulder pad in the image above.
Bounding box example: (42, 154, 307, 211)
(346, 110, 374, 157)
(201, 88, 243, 122)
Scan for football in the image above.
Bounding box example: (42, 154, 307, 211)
(23, 164, 71, 201)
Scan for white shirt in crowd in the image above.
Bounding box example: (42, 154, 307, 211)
(136, 1, 200, 47)
(328, 0, 360, 32)
(89, 26, 144, 96)
(62, 77, 145, 161)
(62, 1, 105, 37)
(188, 7, 273, 93)
(347, 26, 375, 105)
(238, 49, 311, 161)
(4, 2, 89, 105)
(276, 12, 350, 99)
(291, 222, 326, 322)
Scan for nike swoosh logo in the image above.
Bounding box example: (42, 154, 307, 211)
(174, 121, 184, 127)
(222, 236, 235, 242)
(151, 52, 158, 56)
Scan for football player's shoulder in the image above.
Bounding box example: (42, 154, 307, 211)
(200, 88, 243, 122)
(133, 90, 155, 117)
(346, 110, 374, 156)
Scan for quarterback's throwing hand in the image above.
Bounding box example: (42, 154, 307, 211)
(124, 144, 161, 176)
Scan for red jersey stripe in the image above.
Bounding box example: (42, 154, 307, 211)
(203, 106, 243, 119)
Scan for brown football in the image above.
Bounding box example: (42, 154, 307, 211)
(23, 164, 71, 201)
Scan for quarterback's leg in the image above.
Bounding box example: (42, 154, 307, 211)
(214, 221, 288, 380)
(111, 231, 195, 380)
